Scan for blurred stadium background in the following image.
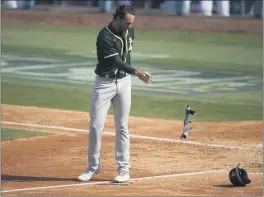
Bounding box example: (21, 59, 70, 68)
(2, 0, 263, 19)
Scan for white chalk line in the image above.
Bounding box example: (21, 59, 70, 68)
(2, 121, 261, 151)
(252, 172, 263, 175)
(2, 170, 262, 194)
(1, 169, 226, 193)
(2, 54, 62, 63)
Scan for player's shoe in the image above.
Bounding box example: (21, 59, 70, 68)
(77, 168, 100, 182)
(113, 172, 130, 183)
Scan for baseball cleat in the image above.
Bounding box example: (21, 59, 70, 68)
(77, 168, 100, 182)
(113, 172, 130, 183)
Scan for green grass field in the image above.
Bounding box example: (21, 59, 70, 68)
(2, 23, 263, 122)
(2, 24, 262, 73)
(2, 128, 50, 141)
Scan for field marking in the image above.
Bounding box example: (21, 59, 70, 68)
(2, 54, 62, 63)
(3, 73, 89, 85)
(2, 121, 261, 151)
(2, 74, 188, 94)
(2, 171, 262, 194)
(90, 50, 171, 59)
(70, 147, 88, 150)
(257, 144, 263, 148)
(2, 53, 261, 95)
(252, 172, 263, 175)
(2, 60, 7, 66)
(1, 169, 226, 193)
(2, 62, 91, 73)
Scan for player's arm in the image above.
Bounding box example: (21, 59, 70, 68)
(99, 35, 152, 83)
(106, 56, 152, 84)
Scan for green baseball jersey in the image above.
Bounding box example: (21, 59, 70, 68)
(95, 23, 135, 75)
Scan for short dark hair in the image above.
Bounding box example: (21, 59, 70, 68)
(113, 5, 136, 20)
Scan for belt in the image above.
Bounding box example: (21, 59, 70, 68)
(99, 72, 127, 79)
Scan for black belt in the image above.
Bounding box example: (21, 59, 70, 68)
(99, 72, 127, 79)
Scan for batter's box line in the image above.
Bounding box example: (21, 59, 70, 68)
(1, 121, 261, 151)
(2, 170, 262, 194)
(1, 169, 226, 193)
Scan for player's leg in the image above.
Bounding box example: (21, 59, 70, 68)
(174, 0, 188, 16)
(217, 0, 230, 17)
(182, 0, 191, 15)
(245, 0, 254, 15)
(4, 0, 18, 9)
(112, 76, 131, 182)
(253, 0, 263, 19)
(78, 76, 115, 181)
(163, 0, 177, 15)
(200, 0, 213, 16)
(88, 76, 116, 171)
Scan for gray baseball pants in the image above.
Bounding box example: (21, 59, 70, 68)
(88, 74, 131, 174)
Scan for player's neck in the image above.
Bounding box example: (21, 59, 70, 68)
(111, 21, 122, 35)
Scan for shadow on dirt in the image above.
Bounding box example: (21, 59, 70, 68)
(2, 174, 77, 182)
(214, 184, 235, 188)
(1, 174, 112, 182)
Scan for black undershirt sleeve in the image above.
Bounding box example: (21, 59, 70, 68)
(114, 55, 136, 75)
(105, 55, 136, 75)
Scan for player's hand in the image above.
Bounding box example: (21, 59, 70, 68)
(135, 69, 152, 84)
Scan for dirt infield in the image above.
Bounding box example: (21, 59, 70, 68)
(2, 9, 263, 35)
(1, 104, 263, 196)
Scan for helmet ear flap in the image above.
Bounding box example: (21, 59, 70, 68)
(239, 167, 251, 185)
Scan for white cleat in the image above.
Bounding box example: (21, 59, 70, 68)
(113, 172, 130, 183)
(77, 169, 99, 182)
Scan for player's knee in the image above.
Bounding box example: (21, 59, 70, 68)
(90, 121, 104, 133)
(116, 122, 129, 133)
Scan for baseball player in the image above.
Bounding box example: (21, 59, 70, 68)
(78, 5, 152, 183)
(200, 0, 230, 17)
(3, 0, 18, 9)
(161, 0, 230, 16)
